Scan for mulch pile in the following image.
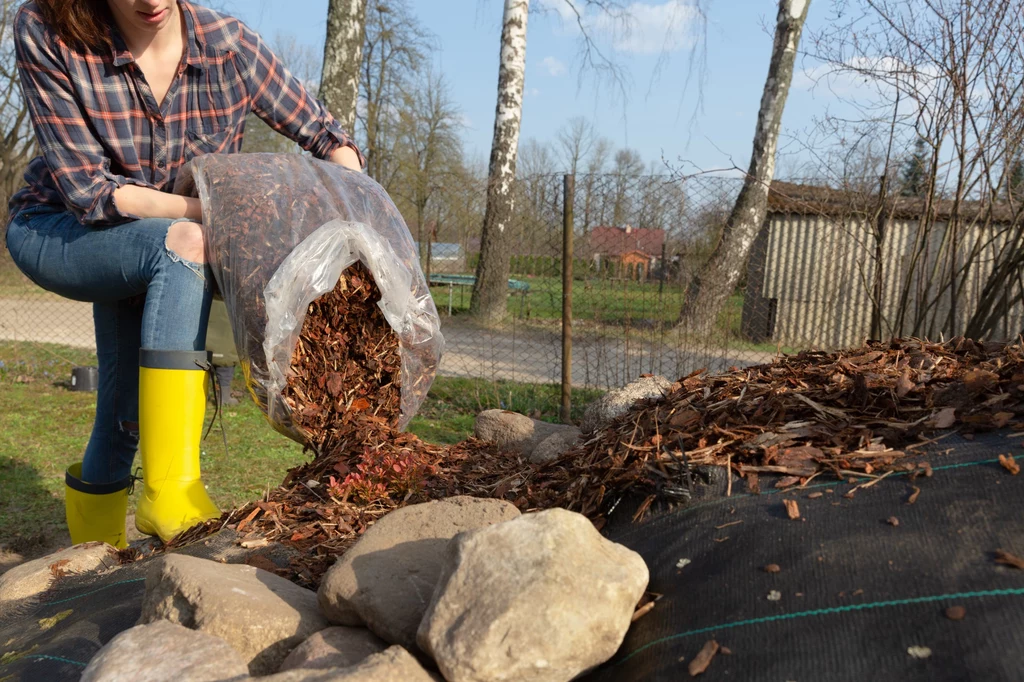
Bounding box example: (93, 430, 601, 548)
(145, 336, 1024, 588)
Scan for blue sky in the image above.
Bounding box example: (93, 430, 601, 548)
(233, 0, 849, 175)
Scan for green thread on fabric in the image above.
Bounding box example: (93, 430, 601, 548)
(617, 587, 1024, 664)
(43, 578, 146, 607)
(21, 655, 87, 668)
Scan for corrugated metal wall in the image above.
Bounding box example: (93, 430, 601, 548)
(748, 213, 1024, 348)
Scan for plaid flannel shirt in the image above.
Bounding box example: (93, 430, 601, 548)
(9, 1, 364, 225)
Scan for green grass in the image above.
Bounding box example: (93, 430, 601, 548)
(430, 275, 686, 325)
(0, 341, 602, 555)
(430, 277, 787, 355)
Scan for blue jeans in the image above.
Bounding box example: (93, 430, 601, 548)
(5, 209, 212, 484)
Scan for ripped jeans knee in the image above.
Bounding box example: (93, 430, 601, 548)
(165, 220, 208, 279)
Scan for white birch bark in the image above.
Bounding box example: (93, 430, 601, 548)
(678, 0, 811, 336)
(320, 0, 368, 133)
(470, 0, 530, 324)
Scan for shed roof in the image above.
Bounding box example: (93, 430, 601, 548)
(767, 181, 1021, 223)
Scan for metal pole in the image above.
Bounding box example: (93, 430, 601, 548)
(561, 174, 575, 424)
(658, 241, 667, 298)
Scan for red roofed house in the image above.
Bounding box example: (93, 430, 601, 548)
(588, 225, 665, 281)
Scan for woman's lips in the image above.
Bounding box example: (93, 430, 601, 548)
(137, 8, 169, 24)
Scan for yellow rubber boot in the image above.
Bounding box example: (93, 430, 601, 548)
(65, 462, 130, 549)
(134, 350, 220, 543)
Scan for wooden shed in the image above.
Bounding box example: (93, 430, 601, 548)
(741, 182, 1024, 348)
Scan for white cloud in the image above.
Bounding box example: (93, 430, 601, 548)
(541, 56, 568, 77)
(598, 1, 699, 55)
(795, 56, 942, 101)
(538, 0, 581, 22)
(538, 0, 699, 55)
(525, 88, 542, 98)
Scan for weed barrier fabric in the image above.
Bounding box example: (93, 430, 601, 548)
(173, 153, 443, 443)
(1, 432, 1020, 681)
(588, 430, 1024, 682)
(0, 532, 251, 681)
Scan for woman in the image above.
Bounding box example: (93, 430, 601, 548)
(5, 0, 363, 546)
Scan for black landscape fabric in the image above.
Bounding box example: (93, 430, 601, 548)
(0, 432, 1021, 681)
(589, 430, 1024, 682)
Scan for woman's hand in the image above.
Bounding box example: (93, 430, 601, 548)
(113, 185, 202, 221)
(329, 145, 362, 171)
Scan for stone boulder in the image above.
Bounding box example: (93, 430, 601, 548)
(0, 542, 118, 605)
(261, 646, 441, 681)
(278, 627, 388, 672)
(138, 554, 328, 675)
(580, 375, 672, 434)
(474, 410, 579, 460)
(529, 426, 582, 464)
(318, 497, 520, 652)
(418, 508, 649, 682)
(81, 621, 249, 682)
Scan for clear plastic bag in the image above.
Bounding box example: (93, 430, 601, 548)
(174, 153, 443, 441)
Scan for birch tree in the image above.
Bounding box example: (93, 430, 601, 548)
(677, 0, 811, 335)
(469, 0, 530, 324)
(320, 0, 368, 133)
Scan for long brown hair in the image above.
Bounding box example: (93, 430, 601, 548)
(34, 0, 115, 50)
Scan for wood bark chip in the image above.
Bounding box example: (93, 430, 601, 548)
(945, 606, 966, 621)
(281, 261, 402, 457)
(999, 454, 1020, 475)
(994, 550, 1024, 569)
(783, 499, 800, 520)
(688, 639, 720, 677)
(128, 336, 1024, 588)
(48, 559, 71, 579)
(631, 601, 656, 622)
(931, 407, 957, 429)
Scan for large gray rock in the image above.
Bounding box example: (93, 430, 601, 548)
(529, 426, 582, 464)
(81, 621, 249, 682)
(262, 646, 441, 681)
(418, 508, 649, 682)
(0, 542, 118, 604)
(279, 627, 388, 672)
(473, 410, 578, 459)
(139, 554, 328, 675)
(318, 497, 520, 652)
(581, 375, 672, 433)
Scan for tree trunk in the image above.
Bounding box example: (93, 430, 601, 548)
(677, 0, 810, 336)
(469, 0, 529, 325)
(320, 0, 368, 133)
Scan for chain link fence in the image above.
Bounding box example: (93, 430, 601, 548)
(4, 171, 1024, 410)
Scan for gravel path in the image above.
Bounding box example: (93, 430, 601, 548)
(0, 297, 772, 388)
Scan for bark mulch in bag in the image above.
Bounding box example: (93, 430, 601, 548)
(174, 153, 442, 448)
